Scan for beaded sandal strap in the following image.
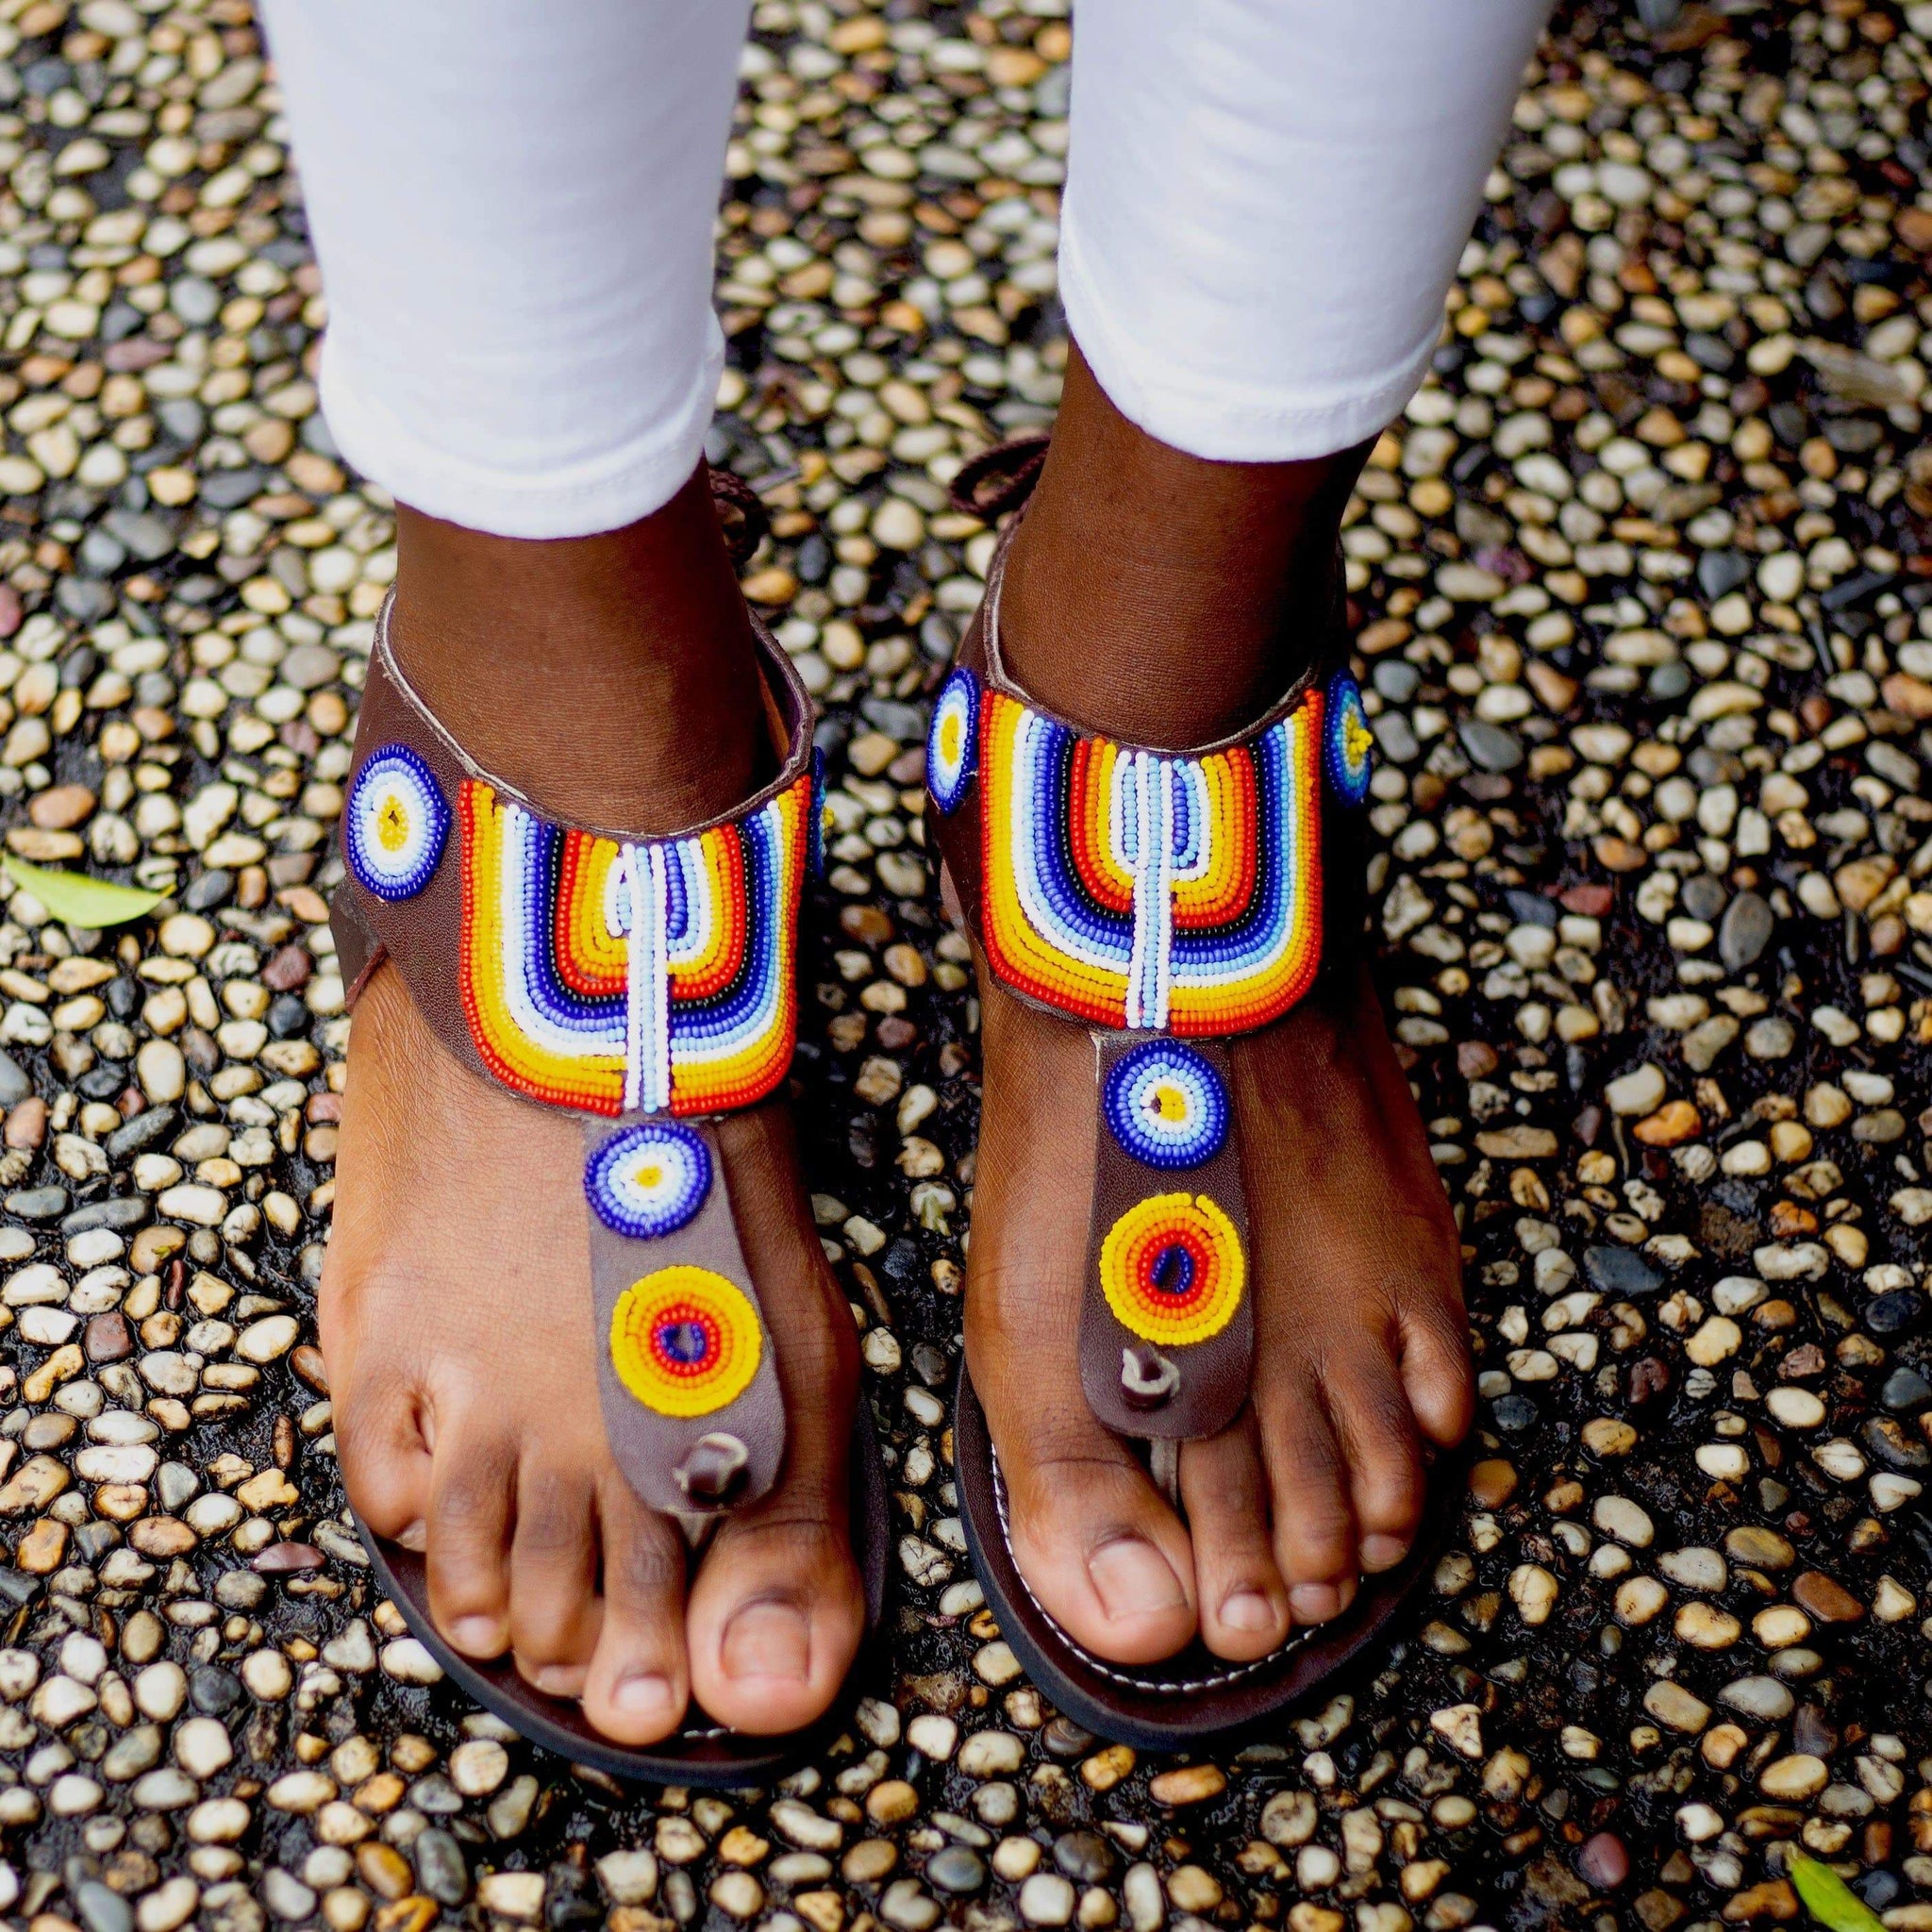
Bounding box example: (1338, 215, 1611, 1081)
(928, 448, 1375, 1443)
(330, 596, 818, 1521)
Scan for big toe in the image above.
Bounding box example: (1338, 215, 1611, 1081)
(687, 1524, 864, 1736)
(686, 1483, 865, 1736)
(1003, 1419, 1197, 1663)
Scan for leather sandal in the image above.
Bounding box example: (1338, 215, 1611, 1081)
(929, 439, 1462, 1749)
(328, 481, 887, 1782)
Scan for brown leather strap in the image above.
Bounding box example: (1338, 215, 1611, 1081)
(1080, 1035, 1253, 1441)
(330, 603, 817, 1515)
(586, 1117, 784, 1516)
(950, 433, 1051, 521)
(708, 466, 773, 570)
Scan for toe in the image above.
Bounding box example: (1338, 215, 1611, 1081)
(1397, 1293, 1475, 1452)
(1325, 1351, 1427, 1576)
(580, 1477, 691, 1745)
(335, 1363, 432, 1552)
(1256, 1377, 1357, 1625)
(508, 1459, 603, 1698)
(1180, 1417, 1290, 1659)
(687, 1489, 865, 1737)
(1002, 1410, 1197, 1663)
(424, 1425, 518, 1657)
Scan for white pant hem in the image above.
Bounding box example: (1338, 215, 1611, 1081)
(316, 326, 725, 540)
(1058, 225, 1443, 465)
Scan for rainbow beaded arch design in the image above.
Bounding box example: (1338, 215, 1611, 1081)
(927, 666, 979, 815)
(345, 745, 449, 903)
(609, 1265, 763, 1418)
(1324, 671, 1374, 808)
(1103, 1041, 1229, 1171)
(585, 1122, 712, 1241)
(979, 686, 1324, 1037)
(458, 770, 808, 1119)
(1098, 1192, 1245, 1348)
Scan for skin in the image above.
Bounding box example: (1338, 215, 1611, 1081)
(325, 345, 1477, 1748)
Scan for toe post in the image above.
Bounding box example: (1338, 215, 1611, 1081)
(675, 1432, 752, 1508)
(1120, 1343, 1178, 1413)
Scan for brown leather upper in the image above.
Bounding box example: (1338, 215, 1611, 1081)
(929, 454, 1371, 1447)
(330, 601, 814, 1518)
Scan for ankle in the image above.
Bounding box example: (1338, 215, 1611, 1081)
(388, 468, 770, 833)
(994, 348, 1367, 749)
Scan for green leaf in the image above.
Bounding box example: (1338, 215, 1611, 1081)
(1790, 1853, 1886, 1932)
(2, 855, 166, 929)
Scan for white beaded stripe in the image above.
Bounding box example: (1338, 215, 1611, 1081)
(1124, 752, 1176, 1030)
(619, 841, 672, 1115)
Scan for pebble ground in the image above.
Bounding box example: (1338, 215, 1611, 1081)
(0, 0, 1923, 1929)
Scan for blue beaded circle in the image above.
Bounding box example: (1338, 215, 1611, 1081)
(926, 667, 979, 815)
(1324, 672, 1374, 808)
(344, 745, 448, 901)
(585, 1123, 713, 1241)
(1103, 1042, 1230, 1171)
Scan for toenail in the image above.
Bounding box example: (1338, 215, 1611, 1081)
(1361, 1534, 1408, 1572)
(612, 1673, 675, 1717)
(397, 1521, 427, 1552)
(447, 1615, 500, 1654)
(1290, 1582, 1341, 1623)
(1088, 1538, 1187, 1623)
(534, 1663, 587, 1698)
(1220, 1590, 1276, 1634)
(720, 1600, 811, 1683)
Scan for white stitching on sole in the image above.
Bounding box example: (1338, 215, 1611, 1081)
(991, 1441, 1313, 1695)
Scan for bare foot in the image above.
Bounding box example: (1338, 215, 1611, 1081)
(967, 958, 1472, 1665)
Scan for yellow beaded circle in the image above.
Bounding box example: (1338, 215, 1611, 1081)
(609, 1265, 762, 1417)
(1098, 1192, 1245, 1347)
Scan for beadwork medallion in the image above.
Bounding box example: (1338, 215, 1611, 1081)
(345, 745, 449, 902)
(926, 666, 979, 815)
(584, 1122, 712, 1241)
(809, 744, 827, 880)
(1097, 1191, 1245, 1348)
(1102, 1041, 1229, 1170)
(1324, 671, 1374, 808)
(609, 1265, 763, 1417)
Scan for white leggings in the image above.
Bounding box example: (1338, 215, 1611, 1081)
(258, 0, 1552, 541)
